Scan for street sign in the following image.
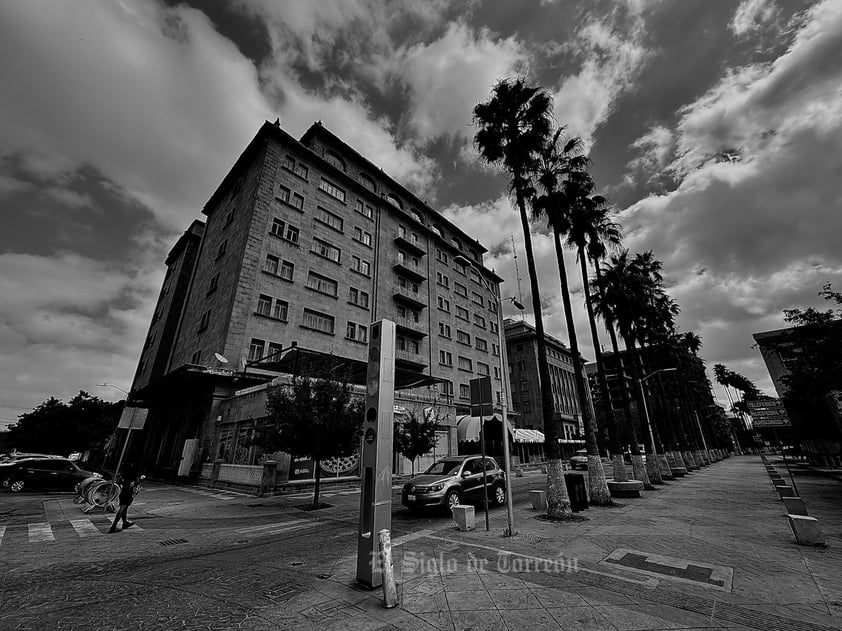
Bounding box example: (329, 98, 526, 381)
(469, 376, 493, 417)
(747, 399, 791, 428)
(117, 406, 148, 430)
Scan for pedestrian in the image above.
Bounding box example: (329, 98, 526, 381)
(109, 465, 142, 533)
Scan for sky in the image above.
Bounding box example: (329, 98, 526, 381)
(1, 0, 841, 428)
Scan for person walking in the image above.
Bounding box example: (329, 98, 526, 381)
(109, 465, 142, 533)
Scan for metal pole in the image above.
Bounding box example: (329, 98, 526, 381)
(377, 529, 398, 608)
(114, 428, 132, 478)
(495, 305, 516, 537)
(694, 410, 711, 462)
(479, 409, 490, 531)
(638, 379, 658, 458)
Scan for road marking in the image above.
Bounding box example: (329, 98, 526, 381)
(235, 519, 311, 534)
(0, 526, 5, 545)
(28, 522, 55, 542)
(95, 515, 144, 533)
(69, 519, 102, 537)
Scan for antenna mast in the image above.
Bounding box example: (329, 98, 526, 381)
(511, 235, 525, 321)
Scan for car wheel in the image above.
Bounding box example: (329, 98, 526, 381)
(10, 479, 25, 493)
(445, 489, 462, 511)
(492, 484, 506, 506)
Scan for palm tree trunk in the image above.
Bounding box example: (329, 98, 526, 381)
(628, 341, 663, 484)
(516, 189, 573, 519)
(552, 232, 611, 506)
(582, 252, 628, 483)
(593, 264, 648, 487)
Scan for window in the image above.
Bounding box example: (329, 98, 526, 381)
(397, 250, 420, 269)
(437, 296, 450, 312)
(440, 380, 454, 397)
(283, 155, 308, 179)
(352, 256, 371, 276)
(397, 336, 419, 354)
(475, 337, 488, 352)
(439, 350, 453, 366)
(439, 323, 452, 338)
(458, 356, 473, 372)
(494, 366, 500, 379)
(472, 292, 484, 307)
(346, 322, 368, 343)
(523, 400, 532, 413)
(359, 173, 376, 192)
(452, 238, 462, 250)
(216, 239, 227, 259)
(474, 314, 486, 328)
(437, 272, 449, 288)
(224, 208, 234, 226)
(454, 260, 467, 275)
(207, 273, 219, 294)
(306, 271, 338, 297)
(318, 178, 346, 203)
(399, 276, 419, 293)
(248, 338, 265, 361)
(324, 150, 345, 172)
(256, 294, 288, 321)
(191, 349, 202, 364)
(492, 343, 500, 356)
(354, 199, 374, 219)
(456, 330, 471, 345)
(276, 185, 304, 211)
(264, 255, 294, 281)
(455, 306, 469, 321)
(459, 384, 470, 399)
(312, 237, 341, 263)
(197, 310, 210, 332)
(315, 206, 343, 232)
(294, 163, 309, 179)
(387, 194, 402, 209)
(478, 362, 490, 376)
(353, 226, 373, 246)
(271, 219, 300, 244)
(349, 287, 370, 309)
(454, 282, 467, 297)
(490, 320, 498, 334)
(398, 305, 420, 322)
(488, 301, 497, 314)
(436, 249, 449, 264)
(302, 309, 335, 334)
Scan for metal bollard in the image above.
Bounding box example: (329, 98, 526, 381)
(377, 529, 398, 608)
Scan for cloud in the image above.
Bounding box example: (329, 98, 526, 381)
(0, 252, 160, 423)
(625, 125, 675, 184)
(551, 4, 652, 147)
(730, 0, 779, 36)
(0, 0, 273, 230)
(395, 23, 528, 145)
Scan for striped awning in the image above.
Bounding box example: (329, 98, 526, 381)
(513, 429, 545, 444)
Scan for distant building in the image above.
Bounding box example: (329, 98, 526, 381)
(128, 120, 509, 479)
(503, 318, 587, 456)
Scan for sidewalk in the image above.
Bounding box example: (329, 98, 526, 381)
(310, 454, 842, 630)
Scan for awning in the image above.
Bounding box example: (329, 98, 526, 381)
(456, 414, 515, 443)
(246, 345, 445, 391)
(513, 428, 545, 444)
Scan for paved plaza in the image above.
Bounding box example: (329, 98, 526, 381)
(1, 455, 841, 630)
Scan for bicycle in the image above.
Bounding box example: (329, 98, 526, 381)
(75, 476, 120, 513)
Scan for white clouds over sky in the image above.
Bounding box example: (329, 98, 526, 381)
(0, 0, 838, 421)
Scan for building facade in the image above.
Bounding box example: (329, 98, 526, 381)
(503, 318, 588, 455)
(129, 120, 509, 478)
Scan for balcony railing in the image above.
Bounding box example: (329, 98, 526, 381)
(395, 232, 426, 256)
(392, 255, 426, 282)
(393, 285, 427, 309)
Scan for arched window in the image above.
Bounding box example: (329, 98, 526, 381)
(359, 172, 376, 192)
(469, 249, 479, 261)
(410, 209, 423, 224)
(324, 150, 345, 172)
(452, 238, 461, 250)
(387, 194, 403, 210)
(431, 225, 442, 237)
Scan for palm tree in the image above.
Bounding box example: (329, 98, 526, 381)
(474, 79, 574, 520)
(532, 134, 613, 506)
(561, 170, 633, 487)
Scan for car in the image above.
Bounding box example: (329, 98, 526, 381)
(2, 456, 103, 493)
(401, 455, 506, 512)
(570, 449, 589, 470)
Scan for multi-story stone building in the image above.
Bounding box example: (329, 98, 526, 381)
(503, 318, 588, 457)
(129, 120, 509, 479)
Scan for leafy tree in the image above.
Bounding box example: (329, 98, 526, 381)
(8, 391, 122, 456)
(394, 410, 438, 475)
(474, 78, 574, 520)
(254, 361, 364, 508)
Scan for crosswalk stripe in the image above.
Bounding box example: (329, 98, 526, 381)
(235, 519, 311, 534)
(95, 515, 144, 533)
(28, 522, 55, 542)
(70, 519, 102, 537)
(0, 525, 5, 545)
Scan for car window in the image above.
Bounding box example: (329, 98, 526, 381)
(35, 460, 70, 471)
(463, 459, 481, 475)
(424, 460, 461, 476)
(484, 458, 497, 471)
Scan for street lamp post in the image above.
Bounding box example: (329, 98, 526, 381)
(638, 368, 677, 482)
(97, 383, 133, 476)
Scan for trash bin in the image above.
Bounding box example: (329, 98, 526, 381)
(565, 472, 588, 512)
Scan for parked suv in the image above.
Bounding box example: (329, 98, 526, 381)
(1, 456, 102, 492)
(401, 455, 506, 512)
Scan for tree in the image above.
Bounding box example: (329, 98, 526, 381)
(394, 410, 438, 475)
(8, 391, 122, 457)
(533, 138, 613, 506)
(474, 78, 574, 520)
(255, 360, 364, 508)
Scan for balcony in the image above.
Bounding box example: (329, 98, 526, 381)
(394, 232, 426, 256)
(395, 348, 427, 370)
(392, 255, 426, 282)
(395, 315, 428, 338)
(393, 285, 427, 310)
